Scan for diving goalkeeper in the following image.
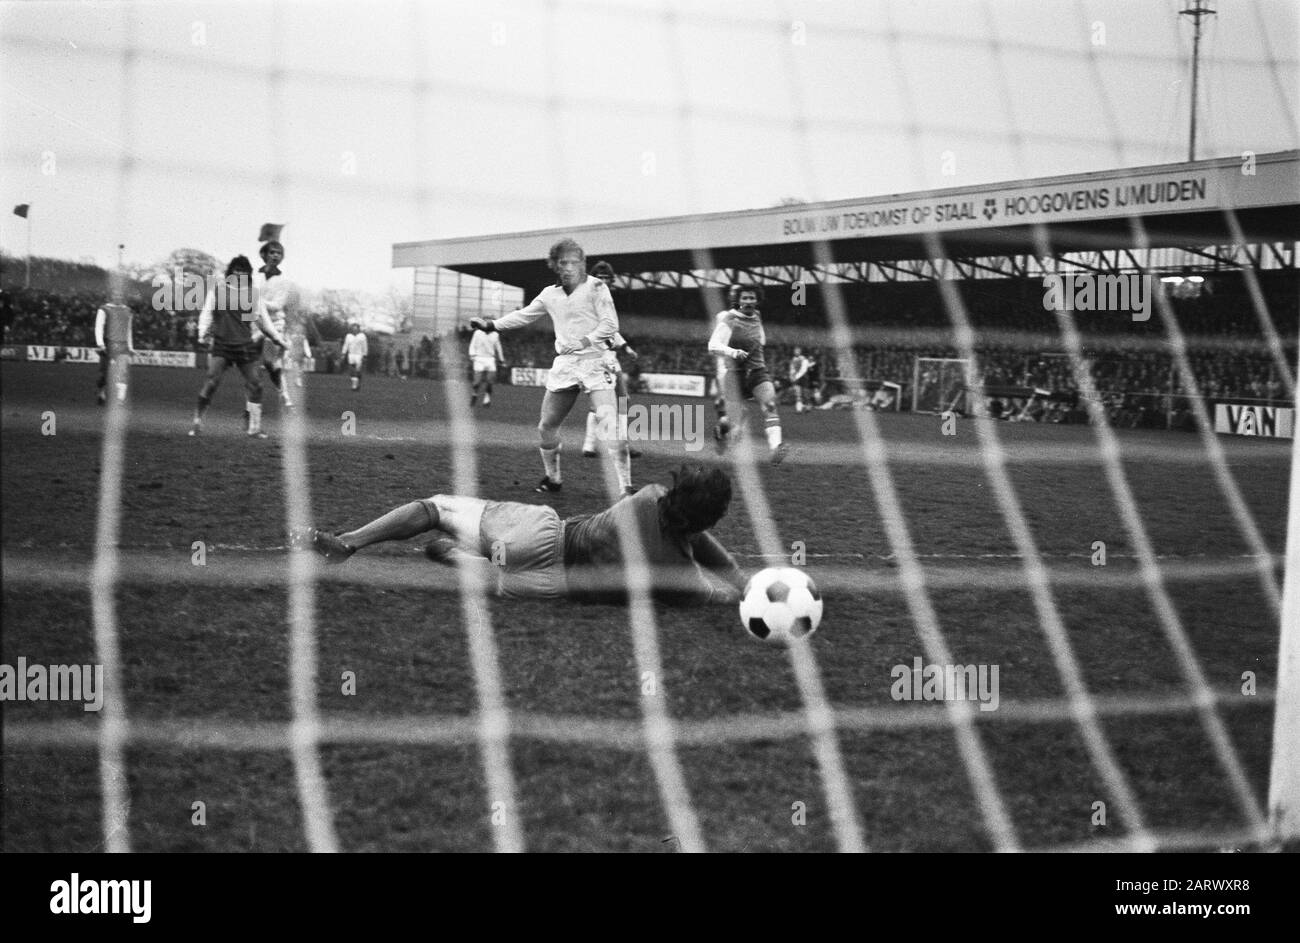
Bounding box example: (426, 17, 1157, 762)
(293, 465, 747, 605)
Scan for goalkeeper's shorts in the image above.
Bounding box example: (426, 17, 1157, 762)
(478, 501, 568, 599)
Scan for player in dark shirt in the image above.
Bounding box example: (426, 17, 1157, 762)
(94, 299, 134, 406)
(708, 285, 788, 463)
(293, 464, 747, 605)
(189, 255, 287, 437)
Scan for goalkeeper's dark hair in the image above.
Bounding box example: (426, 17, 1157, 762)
(659, 464, 732, 537)
(548, 237, 585, 269)
(225, 255, 253, 277)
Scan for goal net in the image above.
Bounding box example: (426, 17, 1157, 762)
(912, 357, 972, 415)
(2, 0, 1297, 858)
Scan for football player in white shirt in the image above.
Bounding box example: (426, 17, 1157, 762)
(788, 346, 812, 413)
(252, 240, 306, 407)
(341, 323, 369, 391)
(470, 238, 633, 495)
(468, 326, 505, 407)
(581, 262, 640, 459)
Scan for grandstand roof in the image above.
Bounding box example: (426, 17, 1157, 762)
(393, 150, 1300, 287)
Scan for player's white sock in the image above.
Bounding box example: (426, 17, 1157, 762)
(541, 444, 561, 483)
(248, 402, 263, 434)
(765, 417, 782, 449)
(606, 440, 632, 491)
(281, 386, 293, 407)
(582, 413, 598, 453)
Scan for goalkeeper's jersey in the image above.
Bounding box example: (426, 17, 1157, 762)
(561, 485, 742, 605)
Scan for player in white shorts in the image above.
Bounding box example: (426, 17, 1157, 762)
(341, 323, 368, 391)
(250, 240, 299, 409)
(581, 261, 641, 459)
(470, 237, 634, 496)
(468, 326, 504, 407)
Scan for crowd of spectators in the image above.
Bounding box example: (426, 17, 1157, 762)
(1, 287, 193, 349)
(5, 281, 1294, 425)
(626, 270, 1300, 341)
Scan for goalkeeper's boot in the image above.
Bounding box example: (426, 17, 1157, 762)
(534, 476, 562, 494)
(292, 528, 355, 564)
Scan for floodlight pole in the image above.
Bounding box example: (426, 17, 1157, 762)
(1180, 1, 1217, 162)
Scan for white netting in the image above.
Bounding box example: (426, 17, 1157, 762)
(2, 0, 1297, 854)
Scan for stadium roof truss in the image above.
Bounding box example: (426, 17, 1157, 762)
(396, 150, 1299, 314)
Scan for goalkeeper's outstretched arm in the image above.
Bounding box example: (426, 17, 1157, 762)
(689, 531, 747, 604)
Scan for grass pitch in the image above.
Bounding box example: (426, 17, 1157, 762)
(1, 361, 1290, 851)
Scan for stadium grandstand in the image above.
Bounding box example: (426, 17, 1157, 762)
(395, 149, 1298, 430)
(6, 0, 1300, 872)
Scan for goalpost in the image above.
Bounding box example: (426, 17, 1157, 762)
(912, 357, 971, 415)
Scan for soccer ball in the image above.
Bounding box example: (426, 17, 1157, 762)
(739, 567, 823, 644)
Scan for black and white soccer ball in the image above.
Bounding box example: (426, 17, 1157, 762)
(739, 567, 823, 644)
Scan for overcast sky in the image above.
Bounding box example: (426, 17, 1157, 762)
(2, 0, 1296, 292)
